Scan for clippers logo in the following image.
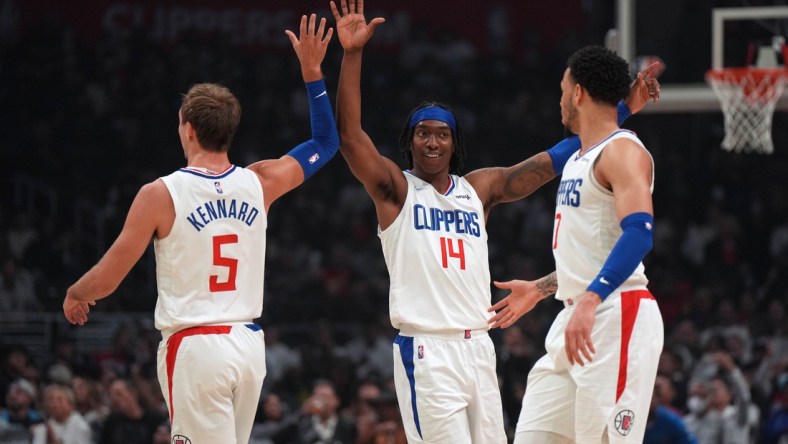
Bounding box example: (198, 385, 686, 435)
(614, 410, 635, 436)
(214, 181, 223, 194)
(172, 435, 192, 444)
(417, 345, 424, 359)
(308, 153, 320, 164)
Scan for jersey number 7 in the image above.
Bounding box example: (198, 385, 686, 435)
(210, 234, 238, 292)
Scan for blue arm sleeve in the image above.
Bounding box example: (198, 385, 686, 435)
(545, 136, 580, 175)
(286, 79, 339, 179)
(617, 101, 632, 125)
(586, 212, 654, 301)
(546, 102, 631, 175)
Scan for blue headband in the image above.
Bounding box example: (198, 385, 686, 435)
(409, 106, 457, 132)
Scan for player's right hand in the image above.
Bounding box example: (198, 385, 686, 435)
(487, 280, 541, 328)
(330, 0, 385, 51)
(625, 60, 663, 113)
(63, 293, 95, 326)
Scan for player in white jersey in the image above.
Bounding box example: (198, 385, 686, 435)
(63, 14, 338, 444)
(490, 46, 664, 444)
(330, 2, 661, 442)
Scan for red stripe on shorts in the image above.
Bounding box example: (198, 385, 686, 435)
(616, 290, 654, 403)
(166, 326, 232, 422)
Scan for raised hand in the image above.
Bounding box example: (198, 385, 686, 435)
(286, 14, 334, 82)
(625, 60, 663, 114)
(330, 0, 385, 51)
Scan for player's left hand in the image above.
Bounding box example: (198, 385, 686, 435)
(63, 293, 95, 326)
(564, 291, 601, 366)
(488, 280, 542, 328)
(286, 14, 334, 82)
(625, 61, 663, 114)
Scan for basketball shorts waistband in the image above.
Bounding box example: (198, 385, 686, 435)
(163, 322, 262, 341)
(398, 326, 489, 340)
(563, 289, 654, 308)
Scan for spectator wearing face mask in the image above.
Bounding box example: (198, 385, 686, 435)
(644, 376, 698, 444)
(684, 352, 756, 444)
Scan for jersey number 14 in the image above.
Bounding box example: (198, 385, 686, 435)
(440, 237, 465, 270)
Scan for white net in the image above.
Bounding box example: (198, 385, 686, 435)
(706, 68, 787, 154)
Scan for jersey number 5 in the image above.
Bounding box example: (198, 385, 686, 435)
(440, 237, 466, 270)
(210, 234, 238, 292)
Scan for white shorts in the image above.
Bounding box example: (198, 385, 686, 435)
(515, 290, 663, 444)
(157, 323, 266, 444)
(393, 328, 506, 444)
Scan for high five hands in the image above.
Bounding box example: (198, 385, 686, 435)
(330, 0, 386, 51)
(286, 13, 334, 82)
(626, 60, 664, 113)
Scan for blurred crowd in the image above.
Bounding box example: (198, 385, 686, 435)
(2, 2, 788, 443)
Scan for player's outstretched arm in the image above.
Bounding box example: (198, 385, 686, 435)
(467, 63, 661, 216)
(332, 0, 405, 221)
(64, 180, 170, 325)
(487, 272, 557, 329)
(249, 13, 338, 212)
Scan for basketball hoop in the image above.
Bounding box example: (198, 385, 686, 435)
(706, 67, 788, 154)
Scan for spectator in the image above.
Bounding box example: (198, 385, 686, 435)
(0, 379, 45, 440)
(685, 353, 756, 444)
(296, 380, 356, 444)
(151, 422, 170, 444)
(0, 258, 40, 312)
(644, 375, 698, 444)
(249, 392, 298, 444)
(42, 384, 93, 444)
(340, 380, 381, 444)
(0, 346, 40, 407)
(99, 379, 163, 444)
(70, 375, 109, 440)
(367, 392, 406, 444)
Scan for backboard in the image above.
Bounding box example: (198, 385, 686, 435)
(609, 1, 788, 113)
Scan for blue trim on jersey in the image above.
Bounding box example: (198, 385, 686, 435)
(178, 165, 237, 179)
(547, 101, 632, 175)
(574, 129, 635, 160)
(395, 335, 422, 439)
(245, 323, 262, 332)
(443, 175, 456, 195)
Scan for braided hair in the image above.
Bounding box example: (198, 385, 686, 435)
(398, 101, 466, 175)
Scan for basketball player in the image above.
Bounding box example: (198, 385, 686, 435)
(62, 14, 337, 444)
(330, 1, 661, 442)
(492, 46, 664, 444)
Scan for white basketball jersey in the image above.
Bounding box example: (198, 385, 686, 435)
(155, 165, 267, 336)
(379, 172, 491, 331)
(552, 130, 654, 301)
